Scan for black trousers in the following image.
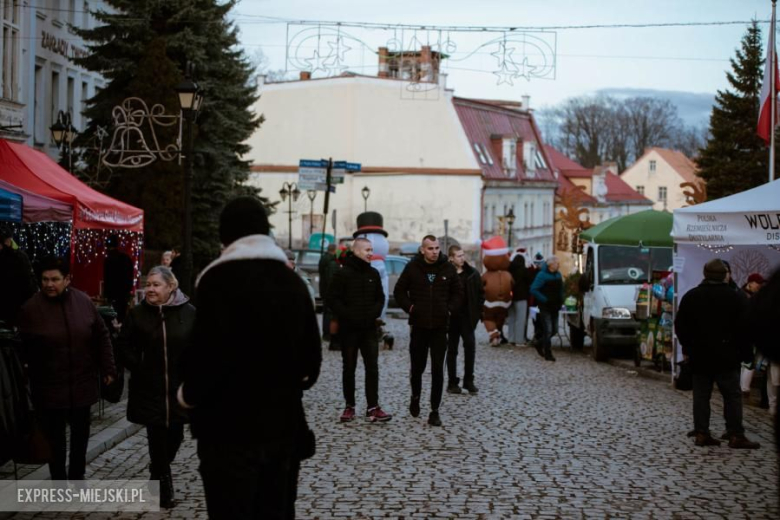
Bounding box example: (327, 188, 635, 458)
(198, 439, 300, 520)
(341, 327, 379, 408)
(146, 423, 184, 477)
(409, 327, 447, 412)
(693, 368, 744, 435)
(447, 316, 476, 384)
(39, 405, 92, 480)
(322, 307, 332, 340)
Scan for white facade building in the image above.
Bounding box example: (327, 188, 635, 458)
(0, 0, 106, 159)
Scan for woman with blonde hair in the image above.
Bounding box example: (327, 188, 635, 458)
(117, 266, 195, 508)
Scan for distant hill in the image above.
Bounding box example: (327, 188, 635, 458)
(596, 87, 714, 128)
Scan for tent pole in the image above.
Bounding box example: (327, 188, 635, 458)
(772, 0, 777, 183)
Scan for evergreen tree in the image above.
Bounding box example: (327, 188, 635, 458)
(74, 0, 267, 272)
(697, 21, 774, 200)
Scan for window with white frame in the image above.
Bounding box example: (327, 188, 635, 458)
(83, 2, 90, 29)
(649, 160, 657, 173)
(50, 70, 61, 143)
(502, 137, 517, 176)
(523, 141, 537, 175)
(1, 0, 21, 101)
(658, 186, 667, 202)
(636, 185, 645, 195)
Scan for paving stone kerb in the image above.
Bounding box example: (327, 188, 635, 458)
(6, 317, 777, 519)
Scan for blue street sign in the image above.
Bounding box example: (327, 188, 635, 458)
(299, 159, 328, 168)
(333, 161, 361, 172)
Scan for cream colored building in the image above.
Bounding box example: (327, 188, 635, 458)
(0, 0, 108, 160)
(245, 73, 484, 248)
(619, 148, 702, 212)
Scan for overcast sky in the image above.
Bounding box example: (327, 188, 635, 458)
(231, 0, 774, 120)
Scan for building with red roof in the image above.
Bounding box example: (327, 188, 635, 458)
(544, 145, 652, 273)
(620, 147, 704, 211)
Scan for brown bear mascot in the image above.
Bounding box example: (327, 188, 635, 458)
(481, 236, 514, 346)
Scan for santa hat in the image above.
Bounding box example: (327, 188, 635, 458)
(481, 236, 509, 256)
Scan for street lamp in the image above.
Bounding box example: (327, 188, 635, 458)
(279, 182, 301, 249)
(50, 110, 78, 172)
(361, 185, 371, 212)
(505, 208, 516, 247)
(306, 189, 317, 237)
(174, 72, 204, 295)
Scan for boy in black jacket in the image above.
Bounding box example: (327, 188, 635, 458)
(327, 238, 392, 423)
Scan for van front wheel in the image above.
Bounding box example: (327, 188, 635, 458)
(591, 322, 609, 362)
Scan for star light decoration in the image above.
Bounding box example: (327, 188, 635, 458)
(490, 39, 539, 85)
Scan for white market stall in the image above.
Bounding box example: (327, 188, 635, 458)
(672, 179, 780, 363)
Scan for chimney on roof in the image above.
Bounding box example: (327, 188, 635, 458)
(438, 72, 448, 89)
(521, 94, 530, 110)
(300, 71, 311, 81)
(378, 47, 389, 78)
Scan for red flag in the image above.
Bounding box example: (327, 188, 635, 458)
(758, 7, 780, 144)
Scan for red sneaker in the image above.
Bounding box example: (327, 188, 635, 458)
(366, 406, 392, 422)
(340, 406, 356, 423)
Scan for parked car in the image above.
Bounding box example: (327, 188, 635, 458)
(292, 249, 409, 309)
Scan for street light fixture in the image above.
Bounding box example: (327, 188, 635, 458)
(361, 185, 371, 212)
(279, 182, 301, 249)
(50, 110, 78, 172)
(505, 208, 516, 247)
(306, 189, 317, 237)
(174, 69, 204, 295)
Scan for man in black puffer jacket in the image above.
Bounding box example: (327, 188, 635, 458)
(394, 235, 462, 427)
(675, 258, 759, 449)
(327, 238, 391, 423)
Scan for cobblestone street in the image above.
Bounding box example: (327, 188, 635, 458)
(9, 318, 778, 519)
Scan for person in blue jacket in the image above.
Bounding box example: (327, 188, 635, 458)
(529, 256, 564, 362)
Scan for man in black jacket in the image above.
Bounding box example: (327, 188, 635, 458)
(394, 235, 462, 426)
(446, 245, 484, 395)
(102, 234, 134, 322)
(327, 238, 391, 423)
(507, 248, 531, 346)
(319, 243, 338, 341)
(675, 258, 759, 449)
(0, 227, 38, 326)
(177, 197, 322, 519)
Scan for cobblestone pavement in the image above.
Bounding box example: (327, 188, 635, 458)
(8, 318, 778, 519)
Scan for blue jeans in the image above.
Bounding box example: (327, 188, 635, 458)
(692, 368, 744, 436)
(539, 309, 559, 354)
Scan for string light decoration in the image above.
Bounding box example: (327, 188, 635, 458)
(73, 229, 144, 286)
(285, 22, 557, 87)
(695, 243, 734, 254)
(6, 222, 72, 261)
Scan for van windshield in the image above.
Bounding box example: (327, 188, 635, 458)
(597, 246, 673, 285)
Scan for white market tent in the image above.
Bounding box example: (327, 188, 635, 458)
(672, 178, 780, 364)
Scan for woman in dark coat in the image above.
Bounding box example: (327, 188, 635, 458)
(117, 266, 195, 508)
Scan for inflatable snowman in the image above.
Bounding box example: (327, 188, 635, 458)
(354, 212, 393, 348)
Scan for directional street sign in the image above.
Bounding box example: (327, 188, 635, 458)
(298, 159, 328, 190)
(331, 161, 361, 185)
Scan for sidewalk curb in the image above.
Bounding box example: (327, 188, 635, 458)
(22, 418, 143, 481)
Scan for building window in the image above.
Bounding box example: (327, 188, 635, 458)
(649, 160, 657, 173)
(658, 186, 667, 202)
(81, 80, 89, 116)
(1, 1, 21, 101)
(636, 185, 645, 195)
(524, 202, 529, 229)
(473, 143, 487, 164)
(34, 64, 44, 143)
(67, 76, 75, 114)
(51, 70, 61, 143)
(83, 2, 90, 29)
(502, 137, 517, 176)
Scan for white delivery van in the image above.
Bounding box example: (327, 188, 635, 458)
(570, 242, 673, 361)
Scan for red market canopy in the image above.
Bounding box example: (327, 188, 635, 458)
(0, 138, 143, 231)
(0, 179, 72, 223)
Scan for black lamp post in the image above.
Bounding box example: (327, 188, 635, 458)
(361, 185, 371, 212)
(505, 208, 516, 247)
(50, 110, 77, 172)
(306, 190, 317, 237)
(279, 182, 301, 249)
(175, 72, 204, 295)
